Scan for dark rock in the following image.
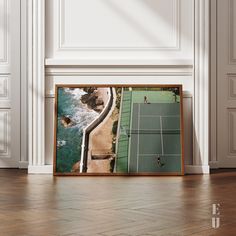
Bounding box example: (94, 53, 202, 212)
(61, 116, 73, 127)
(83, 87, 96, 94)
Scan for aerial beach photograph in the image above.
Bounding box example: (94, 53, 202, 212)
(54, 85, 183, 175)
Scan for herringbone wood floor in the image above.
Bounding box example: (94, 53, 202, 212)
(1, 170, 236, 236)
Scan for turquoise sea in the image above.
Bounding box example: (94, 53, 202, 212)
(56, 88, 98, 173)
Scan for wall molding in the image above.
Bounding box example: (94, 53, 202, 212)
(185, 165, 210, 174)
(0, 0, 9, 64)
(0, 110, 10, 156)
(0, 75, 9, 99)
(45, 59, 193, 67)
(58, 0, 180, 51)
(209, 161, 218, 169)
(228, 75, 236, 99)
(228, 109, 236, 155)
(27, 0, 45, 167)
(19, 161, 29, 169)
(210, 0, 217, 167)
(193, 0, 210, 168)
(20, 0, 28, 165)
(0, 0, 21, 167)
(45, 65, 193, 77)
(229, 0, 236, 64)
(28, 165, 53, 174)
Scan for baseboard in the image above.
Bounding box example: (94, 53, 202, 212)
(185, 165, 210, 174)
(28, 165, 53, 174)
(19, 161, 29, 169)
(209, 161, 218, 169)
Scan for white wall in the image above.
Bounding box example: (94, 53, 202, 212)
(0, 0, 21, 167)
(210, 0, 236, 168)
(44, 0, 195, 168)
(46, 0, 193, 64)
(0, 0, 211, 173)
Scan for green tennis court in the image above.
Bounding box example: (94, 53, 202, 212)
(116, 89, 182, 174)
(129, 103, 181, 173)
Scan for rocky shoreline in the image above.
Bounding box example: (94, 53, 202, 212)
(61, 115, 74, 128)
(81, 87, 107, 113)
(60, 88, 108, 129)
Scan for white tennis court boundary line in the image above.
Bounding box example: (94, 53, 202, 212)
(140, 115, 180, 118)
(127, 91, 133, 173)
(136, 104, 141, 172)
(127, 129, 181, 131)
(160, 116, 164, 156)
(139, 154, 181, 157)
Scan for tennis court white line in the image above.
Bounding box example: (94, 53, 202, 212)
(128, 91, 133, 173)
(139, 154, 180, 156)
(137, 104, 141, 172)
(128, 129, 181, 131)
(160, 116, 164, 156)
(140, 115, 180, 118)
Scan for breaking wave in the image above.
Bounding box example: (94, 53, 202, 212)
(64, 88, 99, 129)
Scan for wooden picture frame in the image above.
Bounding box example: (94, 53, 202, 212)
(53, 85, 184, 176)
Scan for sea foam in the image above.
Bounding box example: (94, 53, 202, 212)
(64, 88, 99, 129)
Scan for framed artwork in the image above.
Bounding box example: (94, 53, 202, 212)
(54, 85, 184, 176)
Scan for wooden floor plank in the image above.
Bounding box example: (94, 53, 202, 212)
(0, 169, 236, 235)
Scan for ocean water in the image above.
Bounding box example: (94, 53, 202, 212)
(56, 88, 99, 173)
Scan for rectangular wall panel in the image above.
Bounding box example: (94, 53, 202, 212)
(0, 110, 10, 156)
(0, 76, 9, 100)
(0, 0, 9, 64)
(46, 0, 194, 62)
(0, 0, 10, 158)
(59, 0, 179, 49)
(217, 0, 236, 167)
(229, 0, 236, 64)
(228, 109, 236, 155)
(0, 0, 20, 167)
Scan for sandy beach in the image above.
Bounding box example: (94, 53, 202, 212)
(97, 87, 109, 106)
(87, 88, 118, 173)
(71, 87, 110, 173)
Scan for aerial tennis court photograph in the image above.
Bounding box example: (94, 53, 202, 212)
(54, 85, 184, 175)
